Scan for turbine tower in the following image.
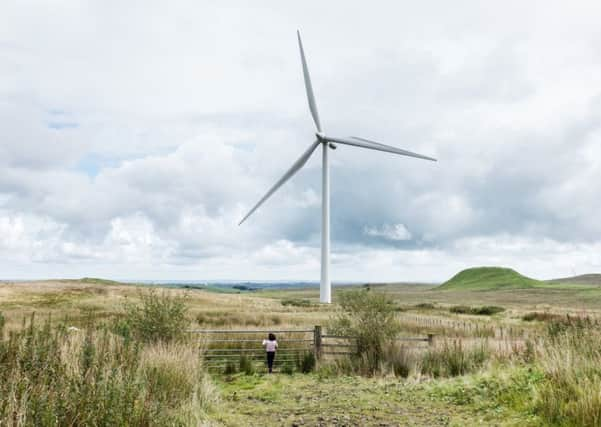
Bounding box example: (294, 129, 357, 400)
(239, 30, 437, 303)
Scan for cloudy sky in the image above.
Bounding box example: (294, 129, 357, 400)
(1, 1, 601, 282)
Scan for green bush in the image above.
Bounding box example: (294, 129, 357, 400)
(0, 312, 4, 337)
(118, 290, 189, 343)
(328, 289, 400, 374)
(296, 351, 316, 373)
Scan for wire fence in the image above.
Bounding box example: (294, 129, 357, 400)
(188, 326, 433, 371)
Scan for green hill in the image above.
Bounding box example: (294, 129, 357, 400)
(438, 267, 543, 291)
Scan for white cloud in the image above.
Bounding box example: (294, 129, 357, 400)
(363, 223, 412, 241)
(1, 1, 601, 280)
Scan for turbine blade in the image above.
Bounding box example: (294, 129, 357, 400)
(325, 136, 437, 162)
(239, 140, 321, 225)
(297, 30, 322, 132)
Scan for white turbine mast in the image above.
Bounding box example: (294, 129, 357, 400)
(239, 30, 437, 303)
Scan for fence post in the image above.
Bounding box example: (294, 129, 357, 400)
(314, 325, 322, 360)
(427, 333, 435, 346)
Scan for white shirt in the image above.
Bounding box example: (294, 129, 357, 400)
(262, 339, 278, 352)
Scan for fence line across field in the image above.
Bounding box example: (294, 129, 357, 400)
(187, 326, 435, 370)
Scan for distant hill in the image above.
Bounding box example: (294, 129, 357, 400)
(438, 267, 543, 291)
(547, 274, 601, 286)
(79, 277, 123, 286)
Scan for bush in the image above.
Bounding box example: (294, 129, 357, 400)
(281, 361, 295, 375)
(420, 340, 489, 378)
(296, 351, 316, 373)
(281, 298, 313, 307)
(414, 303, 436, 310)
(328, 289, 400, 374)
(522, 311, 562, 322)
(239, 354, 255, 375)
(450, 305, 505, 316)
(223, 360, 237, 375)
(0, 312, 4, 337)
(118, 290, 189, 343)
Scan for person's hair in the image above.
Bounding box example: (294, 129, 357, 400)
(268, 333, 276, 341)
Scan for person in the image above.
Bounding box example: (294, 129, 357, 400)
(262, 333, 278, 373)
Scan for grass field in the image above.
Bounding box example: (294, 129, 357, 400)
(3, 276, 601, 425)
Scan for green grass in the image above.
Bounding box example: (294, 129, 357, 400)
(212, 369, 542, 426)
(438, 267, 544, 291)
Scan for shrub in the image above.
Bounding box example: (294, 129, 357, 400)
(474, 306, 505, 315)
(414, 303, 436, 309)
(328, 289, 400, 374)
(281, 298, 313, 307)
(239, 354, 255, 375)
(449, 305, 472, 314)
(522, 311, 562, 322)
(223, 360, 237, 375)
(296, 351, 316, 373)
(450, 305, 505, 316)
(0, 312, 4, 337)
(118, 290, 189, 343)
(281, 361, 295, 375)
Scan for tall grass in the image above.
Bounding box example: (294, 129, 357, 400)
(534, 321, 601, 426)
(0, 315, 214, 425)
(420, 340, 489, 378)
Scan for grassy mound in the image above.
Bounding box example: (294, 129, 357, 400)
(438, 267, 543, 291)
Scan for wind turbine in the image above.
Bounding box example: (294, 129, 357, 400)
(239, 30, 437, 303)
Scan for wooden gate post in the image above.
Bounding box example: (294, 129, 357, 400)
(314, 325, 322, 360)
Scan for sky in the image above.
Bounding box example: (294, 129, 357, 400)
(1, 1, 601, 282)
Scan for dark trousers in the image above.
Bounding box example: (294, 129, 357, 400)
(266, 351, 275, 373)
